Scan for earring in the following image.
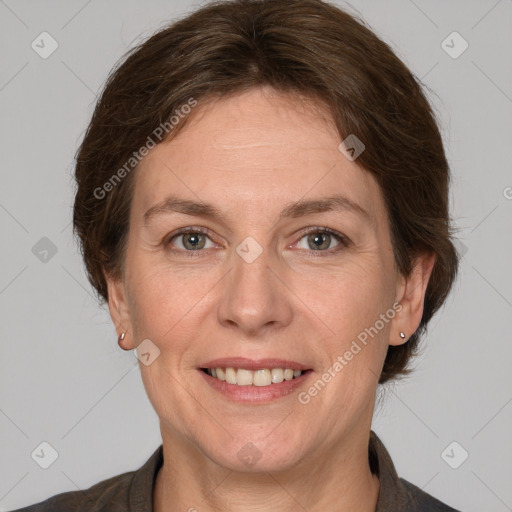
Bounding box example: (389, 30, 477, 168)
(399, 331, 406, 339)
(118, 331, 130, 350)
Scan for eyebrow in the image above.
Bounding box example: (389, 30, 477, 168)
(143, 194, 370, 225)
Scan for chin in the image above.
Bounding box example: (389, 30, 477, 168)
(204, 431, 309, 473)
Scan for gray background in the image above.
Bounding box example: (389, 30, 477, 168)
(0, 0, 511, 510)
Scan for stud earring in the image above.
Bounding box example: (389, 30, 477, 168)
(118, 331, 130, 350)
(399, 331, 406, 339)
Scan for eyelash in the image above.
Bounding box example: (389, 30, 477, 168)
(164, 226, 351, 258)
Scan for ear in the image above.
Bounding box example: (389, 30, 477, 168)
(390, 250, 436, 347)
(105, 272, 135, 350)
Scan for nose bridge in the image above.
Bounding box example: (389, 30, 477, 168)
(217, 238, 292, 334)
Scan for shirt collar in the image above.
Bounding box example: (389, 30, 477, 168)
(369, 430, 410, 510)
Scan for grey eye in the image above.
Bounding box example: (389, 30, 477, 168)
(172, 232, 214, 251)
(297, 232, 340, 251)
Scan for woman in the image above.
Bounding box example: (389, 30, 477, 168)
(13, 0, 461, 510)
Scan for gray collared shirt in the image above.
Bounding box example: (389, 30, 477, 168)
(11, 430, 461, 511)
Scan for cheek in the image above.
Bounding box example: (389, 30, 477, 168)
(298, 257, 394, 385)
(292, 252, 390, 333)
(125, 253, 219, 343)
(310, 264, 393, 410)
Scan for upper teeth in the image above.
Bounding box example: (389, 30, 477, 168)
(206, 367, 303, 386)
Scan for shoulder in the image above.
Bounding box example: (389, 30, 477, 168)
(9, 470, 134, 512)
(370, 430, 462, 512)
(399, 477, 462, 512)
(9, 445, 163, 512)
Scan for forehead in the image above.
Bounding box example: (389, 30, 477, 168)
(132, 87, 382, 224)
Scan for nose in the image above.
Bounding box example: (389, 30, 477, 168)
(217, 242, 294, 337)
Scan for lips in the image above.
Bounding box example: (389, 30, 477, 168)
(199, 364, 312, 401)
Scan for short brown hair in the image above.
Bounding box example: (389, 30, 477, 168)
(73, 0, 459, 384)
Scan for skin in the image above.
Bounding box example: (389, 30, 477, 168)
(106, 85, 435, 512)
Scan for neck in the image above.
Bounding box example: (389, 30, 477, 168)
(153, 426, 380, 512)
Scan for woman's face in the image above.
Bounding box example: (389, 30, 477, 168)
(107, 86, 429, 472)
